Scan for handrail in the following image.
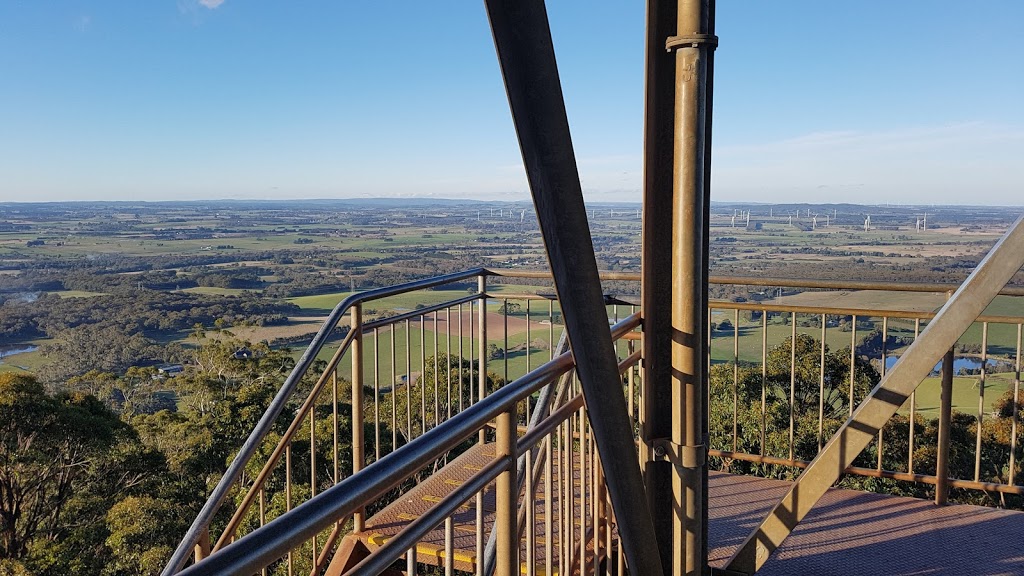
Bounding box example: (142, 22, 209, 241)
(163, 268, 487, 575)
(178, 313, 641, 575)
(709, 299, 1024, 323)
(484, 268, 1024, 296)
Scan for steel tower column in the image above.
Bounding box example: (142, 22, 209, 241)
(643, 1, 716, 574)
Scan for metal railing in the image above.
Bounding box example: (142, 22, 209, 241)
(177, 311, 642, 576)
(706, 295, 1024, 502)
(167, 269, 1024, 575)
(164, 268, 640, 575)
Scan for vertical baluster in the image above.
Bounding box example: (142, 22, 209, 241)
(544, 432, 553, 576)
(591, 427, 600, 576)
(420, 314, 426, 434)
(446, 306, 453, 419)
(193, 528, 210, 565)
(976, 322, 989, 482)
(259, 488, 265, 527)
(628, 339, 636, 424)
(733, 308, 739, 453)
(351, 305, 364, 531)
(285, 442, 293, 576)
(548, 300, 554, 361)
(850, 315, 858, 418)
(708, 307, 713, 415)
(445, 515, 455, 576)
(391, 325, 397, 450)
(406, 318, 412, 440)
(761, 310, 767, 455)
(434, 311, 440, 428)
(503, 298, 510, 393)
(469, 300, 475, 406)
(603, 464, 612, 576)
(332, 369, 339, 484)
(878, 316, 888, 471)
(479, 276, 487, 444)
(617, 524, 625, 576)
(407, 547, 416, 576)
(565, 407, 573, 574)
(936, 342, 954, 506)
(789, 311, 797, 462)
(908, 318, 920, 473)
(526, 300, 532, 376)
(526, 449, 536, 576)
(578, 403, 586, 574)
(259, 489, 267, 576)
(819, 314, 827, 451)
(309, 407, 317, 564)
(374, 327, 381, 461)
(459, 303, 464, 413)
(476, 489, 484, 576)
(1009, 324, 1021, 489)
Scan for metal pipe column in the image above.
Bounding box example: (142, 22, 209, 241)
(670, 1, 713, 574)
(484, 2, 664, 574)
(641, 1, 680, 573)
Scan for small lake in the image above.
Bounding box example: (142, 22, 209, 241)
(884, 355, 1008, 373)
(0, 344, 39, 360)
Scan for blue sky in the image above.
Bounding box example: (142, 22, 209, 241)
(0, 1, 1021, 205)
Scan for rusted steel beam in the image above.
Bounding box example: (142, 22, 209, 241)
(724, 216, 1024, 574)
(483, 2, 664, 574)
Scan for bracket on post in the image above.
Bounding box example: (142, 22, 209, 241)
(651, 438, 706, 468)
(666, 34, 719, 52)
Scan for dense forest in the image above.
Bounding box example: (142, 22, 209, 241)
(0, 340, 315, 575)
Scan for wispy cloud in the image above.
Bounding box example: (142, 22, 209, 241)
(199, 0, 226, 8)
(74, 15, 91, 32)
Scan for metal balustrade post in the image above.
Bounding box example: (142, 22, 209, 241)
(479, 274, 488, 444)
(351, 304, 365, 531)
(495, 405, 518, 576)
(936, 348, 954, 505)
(193, 528, 210, 564)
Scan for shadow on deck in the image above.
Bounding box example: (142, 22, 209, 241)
(346, 444, 1024, 575)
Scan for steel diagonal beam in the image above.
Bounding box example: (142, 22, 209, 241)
(483, 2, 665, 575)
(725, 215, 1024, 574)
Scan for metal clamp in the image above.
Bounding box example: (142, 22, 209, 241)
(651, 438, 706, 468)
(665, 34, 719, 52)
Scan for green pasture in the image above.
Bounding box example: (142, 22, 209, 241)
(181, 286, 254, 296)
(305, 323, 573, 387)
(0, 345, 47, 375)
(898, 373, 1017, 419)
(52, 290, 107, 298)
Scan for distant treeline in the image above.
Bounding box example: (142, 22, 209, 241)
(0, 291, 297, 344)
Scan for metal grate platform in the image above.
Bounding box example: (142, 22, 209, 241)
(351, 444, 1024, 575)
(708, 472, 1024, 576)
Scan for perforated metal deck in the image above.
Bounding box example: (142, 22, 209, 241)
(351, 444, 1024, 575)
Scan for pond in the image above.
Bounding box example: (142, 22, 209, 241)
(0, 344, 39, 360)
(884, 355, 1009, 374)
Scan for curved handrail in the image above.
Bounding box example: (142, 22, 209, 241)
(163, 268, 488, 575)
(178, 313, 641, 575)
